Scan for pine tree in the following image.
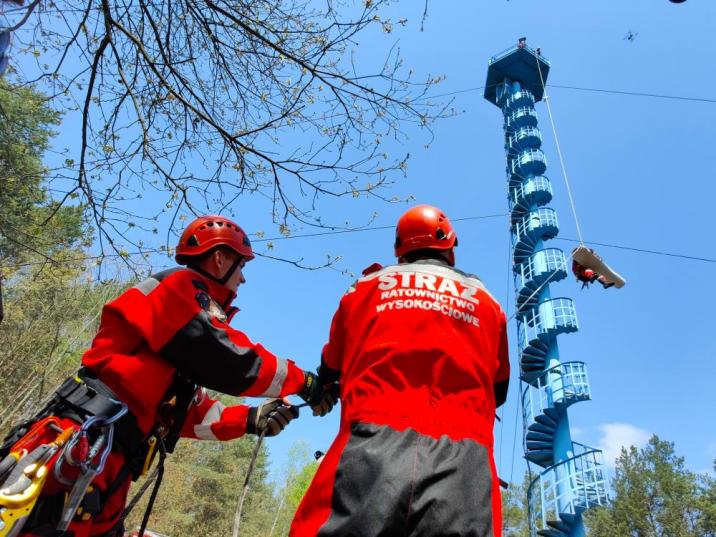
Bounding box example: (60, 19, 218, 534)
(586, 435, 715, 537)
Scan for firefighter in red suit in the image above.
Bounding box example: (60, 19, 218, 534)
(1, 215, 324, 537)
(290, 205, 510, 537)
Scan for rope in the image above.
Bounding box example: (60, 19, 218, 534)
(506, 249, 575, 324)
(232, 429, 267, 537)
(138, 439, 166, 537)
(233, 402, 309, 537)
(534, 55, 585, 245)
(497, 230, 511, 477)
(509, 378, 521, 485)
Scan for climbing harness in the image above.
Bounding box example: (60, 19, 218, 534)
(0, 369, 194, 536)
(56, 406, 127, 532)
(0, 419, 74, 537)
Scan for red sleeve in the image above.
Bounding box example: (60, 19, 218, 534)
(494, 311, 510, 408)
(106, 268, 305, 398)
(180, 389, 250, 441)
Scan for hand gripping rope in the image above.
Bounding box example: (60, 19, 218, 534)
(232, 401, 310, 537)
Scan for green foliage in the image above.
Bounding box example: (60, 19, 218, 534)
(0, 80, 87, 265)
(0, 81, 114, 433)
(586, 435, 716, 537)
(502, 473, 530, 537)
(0, 79, 297, 537)
(268, 441, 319, 537)
(124, 397, 277, 537)
(0, 272, 124, 432)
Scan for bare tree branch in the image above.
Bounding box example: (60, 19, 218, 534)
(6, 0, 454, 269)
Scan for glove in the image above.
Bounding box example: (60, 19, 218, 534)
(299, 372, 322, 407)
(312, 382, 340, 417)
(246, 399, 299, 437)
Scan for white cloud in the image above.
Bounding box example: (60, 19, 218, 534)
(597, 422, 651, 468)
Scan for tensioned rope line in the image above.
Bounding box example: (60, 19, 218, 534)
(556, 237, 716, 263)
(535, 55, 585, 245)
(415, 82, 716, 105)
(251, 214, 509, 243)
(3, 220, 714, 268)
(549, 84, 716, 104)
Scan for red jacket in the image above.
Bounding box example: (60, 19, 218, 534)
(572, 260, 596, 283)
(81, 267, 306, 440)
(321, 260, 509, 446)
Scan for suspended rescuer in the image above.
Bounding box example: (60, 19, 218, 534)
(0, 215, 329, 537)
(290, 205, 511, 537)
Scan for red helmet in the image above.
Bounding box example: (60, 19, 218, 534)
(176, 215, 254, 265)
(394, 205, 458, 258)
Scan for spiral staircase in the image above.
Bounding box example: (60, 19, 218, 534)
(485, 42, 609, 537)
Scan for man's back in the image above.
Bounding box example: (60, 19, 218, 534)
(322, 259, 509, 444)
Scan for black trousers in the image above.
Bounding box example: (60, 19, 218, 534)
(307, 422, 497, 537)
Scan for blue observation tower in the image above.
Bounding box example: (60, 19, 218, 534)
(484, 39, 609, 537)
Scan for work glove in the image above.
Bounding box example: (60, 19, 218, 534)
(299, 371, 322, 407)
(246, 398, 299, 437)
(311, 382, 340, 417)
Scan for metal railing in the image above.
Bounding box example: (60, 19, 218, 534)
(508, 126, 542, 153)
(528, 446, 609, 537)
(505, 107, 538, 131)
(489, 43, 552, 67)
(513, 208, 559, 247)
(510, 175, 552, 210)
(514, 249, 567, 310)
(522, 361, 591, 428)
(518, 297, 578, 347)
(505, 90, 535, 111)
(510, 148, 547, 177)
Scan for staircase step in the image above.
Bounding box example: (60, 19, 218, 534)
(525, 451, 553, 466)
(543, 407, 561, 421)
(529, 422, 555, 435)
(526, 431, 553, 442)
(526, 440, 553, 451)
(537, 528, 567, 537)
(559, 513, 578, 526)
(535, 413, 558, 428)
(547, 518, 572, 533)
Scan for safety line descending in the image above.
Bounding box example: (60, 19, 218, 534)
(535, 56, 585, 245)
(509, 378, 521, 486)
(497, 229, 512, 477)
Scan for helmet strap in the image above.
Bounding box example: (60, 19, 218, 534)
(188, 255, 243, 286)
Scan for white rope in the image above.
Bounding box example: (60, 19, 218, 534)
(506, 249, 575, 324)
(534, 56, 585, 245)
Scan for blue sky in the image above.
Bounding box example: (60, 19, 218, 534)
(245, 0, 716, 482)
(10, 0, 716, 484)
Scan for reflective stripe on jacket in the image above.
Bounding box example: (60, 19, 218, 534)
(81, 267, 305, 436)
